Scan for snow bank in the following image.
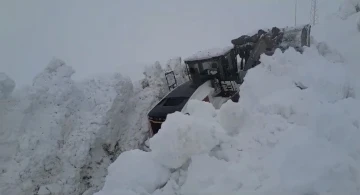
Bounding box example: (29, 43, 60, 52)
(312, 12, 360, 97)
(95, 149, 170, 195)
(0, 72, 15, 99)
(96, 14, 360, 194)
(0, 58, 127, 195)
(0, 58, 179, 194)
(149, 110, 224, 169)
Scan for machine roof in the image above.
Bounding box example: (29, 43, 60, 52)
(184, 45, 233, 62)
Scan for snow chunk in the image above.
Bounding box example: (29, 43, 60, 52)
(218, 100, 246, 136)
(315, 41, 345, 63)
(181, 154, 245, 195)
(0, 72, 15, 99)
(94, 149, 170, 195)
(184, 46, 233, 62)
(338, 0, 360, 19)
(149, 111, 225, 169)
(185, 99, 217, 119)
(357, 14, 360, 31)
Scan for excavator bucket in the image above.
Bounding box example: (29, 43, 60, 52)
(280, 24, 311, 50)
(232, 24, 311, 78)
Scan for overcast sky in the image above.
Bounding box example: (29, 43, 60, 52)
(0, 0, 340, 87)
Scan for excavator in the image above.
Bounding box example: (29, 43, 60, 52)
(147, 24, 311, 137)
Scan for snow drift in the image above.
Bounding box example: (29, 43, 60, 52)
(0, 57, 187, 195)
(95, 12, 360, 195)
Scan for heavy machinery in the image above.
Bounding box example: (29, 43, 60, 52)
(147, 24, 311, 137)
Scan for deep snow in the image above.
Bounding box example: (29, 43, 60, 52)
(0, 58, 187, 195)
(1, 2, 360, 195)
(95, 10, 360, 195)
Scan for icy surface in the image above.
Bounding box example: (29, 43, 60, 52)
(0, 72, 15, 99)
(184, 46, 233, 62)
(96, 12, 360, 195)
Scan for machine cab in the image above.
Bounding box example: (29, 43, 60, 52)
(184, 46, 241, 87)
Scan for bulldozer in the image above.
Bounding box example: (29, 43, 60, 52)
(146, 24, 311, 137)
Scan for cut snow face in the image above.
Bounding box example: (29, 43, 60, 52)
(0, 58, 186, 195)
(0, 58, 128, 195)
(95, 20, 360, 194)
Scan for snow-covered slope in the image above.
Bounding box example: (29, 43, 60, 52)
(95, 10, 360, 195)
(0, 58, 186, 195)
